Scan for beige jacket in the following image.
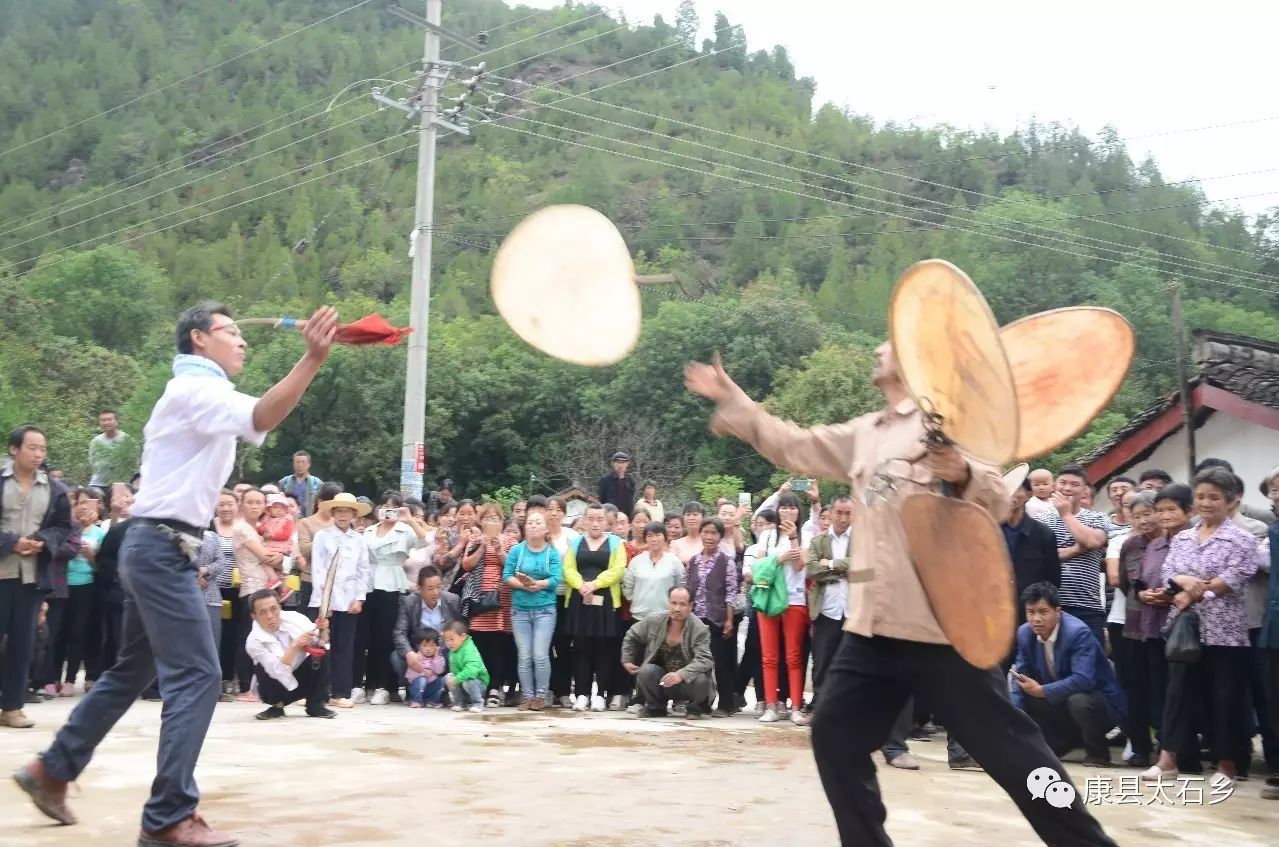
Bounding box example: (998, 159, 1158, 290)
(711, 394, 1009, 644)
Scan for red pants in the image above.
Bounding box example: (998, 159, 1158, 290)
(759, 605, 810, 707)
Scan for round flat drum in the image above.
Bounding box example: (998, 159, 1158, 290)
(901, 493, 1016, 669)
(1000, 307, 1134, 461)
(491, 205, 639, 366)
(888, 260, 1019, 466)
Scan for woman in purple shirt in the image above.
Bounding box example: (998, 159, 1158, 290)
(1142, 469, 1260, 786)
(1117, 485, 1188, 767)
(685, 517, 738, 716)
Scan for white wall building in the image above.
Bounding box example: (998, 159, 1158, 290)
(1081, 330, 1279, 514)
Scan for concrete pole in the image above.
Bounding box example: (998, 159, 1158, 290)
(400, 0, 443, 499)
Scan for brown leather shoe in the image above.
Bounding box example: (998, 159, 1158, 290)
(0, 709, 35, 728)
(138, 813, 239, 847)
(13, 758, 76, 825)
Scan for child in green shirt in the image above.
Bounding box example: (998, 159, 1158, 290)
(442, 620, 490, 713)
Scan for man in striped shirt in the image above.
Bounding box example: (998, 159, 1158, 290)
(1033, 464, 1108, 645)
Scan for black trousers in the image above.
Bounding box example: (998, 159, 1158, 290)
(811, 633, 1116, 847)
(298, 581, 317, 621)
(736, 609, 763, 702)
(235, 597, 255, 692)
(1249, 628, 1279, 769)
(1163, 645, 1251, 772)
(700, 617, 738, 712)
(254, 657, 330, 713)
(52, 584, 97, 686)
(574, 635, 622, 700)
(38, 597, 67, 688)
(1268, 648, 1279, 758)
(363, 589, 401, 692)
(327, 610, 360, 698)
(471, 630, 514, 695)
(217, 587, 239, 684)
(1119, 637, 1167, 757)
(99, 601, 123, 677)
(0, 579, 43, 710)
(550, 606, 574, 698)
(1023, 691, 1112, 760)
(810, 613, 844, 706)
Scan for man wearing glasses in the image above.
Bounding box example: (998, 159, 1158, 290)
(16, 302, 338, 847)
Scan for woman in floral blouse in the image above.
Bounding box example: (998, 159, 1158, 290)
(1142, 469, 1260, 786)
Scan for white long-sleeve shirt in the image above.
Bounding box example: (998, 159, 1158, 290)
(245, 611, 316, 690)
(309, 525, 370, 613)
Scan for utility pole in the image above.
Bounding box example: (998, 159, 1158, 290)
(377, 1, 486, 499)
(1169, 280, 1198, 477)
(399, 0, 442, 501)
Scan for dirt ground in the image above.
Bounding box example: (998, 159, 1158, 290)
(2, 698, 1275, 846)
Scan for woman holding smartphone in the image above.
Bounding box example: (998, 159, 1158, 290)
(461, 502, 516, 706)
(362, 493, 427, 705)
(504, 511, 562, 710)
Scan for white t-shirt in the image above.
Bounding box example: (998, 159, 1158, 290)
(132, 372, 266, 527)
(822, 528, 852, 621)
(1104, 528, 1132, 625)
(1025, 496, 1055, 521)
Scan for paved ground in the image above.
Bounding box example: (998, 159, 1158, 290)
(2, 698, 1275, 846)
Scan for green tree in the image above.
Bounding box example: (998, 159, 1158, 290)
(28, 247, 167, 355)
(695, 473, 744, 506)
(675, 0, 698, 49)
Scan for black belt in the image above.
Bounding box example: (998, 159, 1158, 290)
(134, 517, 205, 537)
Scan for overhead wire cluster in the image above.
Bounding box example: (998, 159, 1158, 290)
(0, 3, 622, 279)
(2, 1, 1275, 318)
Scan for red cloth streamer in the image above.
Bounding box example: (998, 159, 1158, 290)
(332, 314, 412, 346)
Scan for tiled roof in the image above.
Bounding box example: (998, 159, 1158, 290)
(1193, 330, 1279, 410)
(1077, 330, 1279, 467)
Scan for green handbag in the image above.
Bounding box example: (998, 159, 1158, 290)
(749, 555, 790, 618)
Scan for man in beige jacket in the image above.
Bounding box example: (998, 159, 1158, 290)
(685, 342, 1115, 847)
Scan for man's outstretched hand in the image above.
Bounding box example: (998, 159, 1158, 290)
(303, 306, 339, 363)
(684, 353, 747, 406)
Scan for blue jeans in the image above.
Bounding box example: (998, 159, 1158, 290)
(408, 676, 445, 705)
(40, 521, 222, 833)
(448, 676, 486, 707)
(512, 606, 556, 699)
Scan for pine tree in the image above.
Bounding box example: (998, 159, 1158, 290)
(675, 0, 698, 49)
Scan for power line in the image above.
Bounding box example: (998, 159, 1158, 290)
(0, 106, 381, 254)
(570, 91, 1271, 262)
(0, 4, 568, 234)
(891, 113, 1279, 172)
(0, 0, 380, 160)
(3, 130, 413, 278)
(477, 118, 1279, 298)
(487, 75, 1279, 284)
(4, 138, 414, 284)
(473, 93, 1279, 293)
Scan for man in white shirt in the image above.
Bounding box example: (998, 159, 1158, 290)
(245, 590, 332, 720)
(805, 496, 853, 708)
(17, 302, 338, 847)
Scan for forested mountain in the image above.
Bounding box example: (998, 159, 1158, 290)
(1, 0, 1276, 498)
